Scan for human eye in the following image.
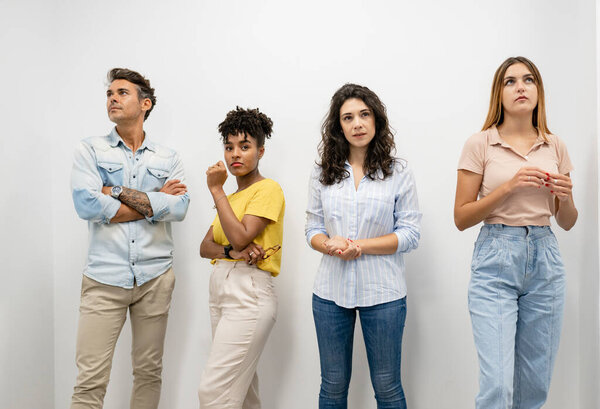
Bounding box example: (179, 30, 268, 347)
(241, 144, 250, 150)
(361, 111, 370, 117)
(225, 146, 232, 151)
(525, 77, 534, 83)
(342, 115, 352, 121)
(504, 79, 514, 86)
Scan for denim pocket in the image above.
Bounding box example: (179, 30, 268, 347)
(97, 161, 124, 186)
(471, 236, 501, 274)
(142, 166, 170, 192)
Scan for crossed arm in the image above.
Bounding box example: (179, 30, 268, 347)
(101, 180, 187, 223)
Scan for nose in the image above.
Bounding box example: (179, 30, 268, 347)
(231, 147, 241, 158)
(516, 80, 525, 93)
(353, 116, 363, 129)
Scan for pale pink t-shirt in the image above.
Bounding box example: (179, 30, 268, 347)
(458, 126, 573, 226)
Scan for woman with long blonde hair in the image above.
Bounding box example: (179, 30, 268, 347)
(454, 57, 577, 408)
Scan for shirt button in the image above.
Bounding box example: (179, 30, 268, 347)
(524, 155, 529, 160)
(131, 262, 135, 265)
(133, 175, 136, 178)
(131, 240, 135, 243)
(136, 158, 139, 161)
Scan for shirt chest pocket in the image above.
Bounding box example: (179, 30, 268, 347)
(142, 166, 171, 192)
(97, 162, 124, 187)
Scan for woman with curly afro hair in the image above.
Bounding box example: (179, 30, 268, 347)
(305, 84, 421, 408)
(198, 107, 285, 409)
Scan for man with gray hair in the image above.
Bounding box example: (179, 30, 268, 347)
(70, 68, 189, 408)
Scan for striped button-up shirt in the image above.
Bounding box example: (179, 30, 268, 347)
(305, 160, 421, 308)
(71, 128, 190, 288)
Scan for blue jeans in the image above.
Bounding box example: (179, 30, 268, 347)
(469, 225, 566, 409)
(312, 294, 407, 409)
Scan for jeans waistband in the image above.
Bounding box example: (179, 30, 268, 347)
(480, 224, 553, 240)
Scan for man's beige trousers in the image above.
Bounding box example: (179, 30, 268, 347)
(71, 269, 175, 409)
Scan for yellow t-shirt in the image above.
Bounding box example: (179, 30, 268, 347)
(211, 178, 285, 276)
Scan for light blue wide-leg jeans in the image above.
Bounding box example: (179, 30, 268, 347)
(468, 224, 565, 409)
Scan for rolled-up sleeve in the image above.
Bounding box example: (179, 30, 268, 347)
(71, 142, 121, 224)
(305, 166, 327, 247)
(393, 168, 421, 253)
(146, 152, 190, 223)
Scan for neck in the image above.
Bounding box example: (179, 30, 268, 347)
(347, 146, 367, 167)
(115, 120, 145, 152)
(498, 113, 536, 137)
(236, 167, 263, 191)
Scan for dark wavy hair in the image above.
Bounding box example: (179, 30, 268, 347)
(218, 106, 273, 147)
(318, 83, 396, 185)
(107, 68, 156, 121)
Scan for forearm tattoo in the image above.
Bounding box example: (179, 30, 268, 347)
(118, 187, 154, 217)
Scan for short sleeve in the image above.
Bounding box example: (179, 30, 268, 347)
(245, 180, 285, 222)
(553, 135, 574, 175)
(458, 133, 486, 175)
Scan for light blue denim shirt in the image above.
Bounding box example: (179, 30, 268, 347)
(71, 128, 190, 288)
(305, 160, 421, 308)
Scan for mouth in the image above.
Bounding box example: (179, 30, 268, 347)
(353, 133, 367, 138)
(109, 106, 121, 111)
(515, 96, 528, 102)
(230, 162, 243, 168)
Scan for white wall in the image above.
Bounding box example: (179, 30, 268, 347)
(0, 3, 56, 409)
(0, 0, 597, 408)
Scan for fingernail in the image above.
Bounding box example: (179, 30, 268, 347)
(550, 190, 554, 193)
(546, 173, 549, 176)
(338, 250, 342, 254)
(545, 183, 549, 187)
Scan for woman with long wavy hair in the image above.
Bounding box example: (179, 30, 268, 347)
(454, 57, 578, 408)
(305, 83, 421, 409)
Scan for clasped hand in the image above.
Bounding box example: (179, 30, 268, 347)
(324, 235, 361, 260)
(508, 167, 573, 201)
(230, 243, 265, 265)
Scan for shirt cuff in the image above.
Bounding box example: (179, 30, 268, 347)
(306, 229, 327, 249)
(103, 198, 121, 224)
(394, 231, 408, 253)
(145, 191, 169, 223)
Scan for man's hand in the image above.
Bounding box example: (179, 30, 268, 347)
(160, 179, 187, 195)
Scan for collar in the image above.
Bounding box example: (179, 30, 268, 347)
(489, 126, 548, 149)
(108, 127, 156, 152)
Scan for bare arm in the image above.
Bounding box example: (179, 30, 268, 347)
(110, 204, 145, 223)
(454, 167, 546, 231)
(200, 227, 227, 259)
(355, 234, 398, 254)
(548, 172, 578, 230)
(206, 161, 270, 251)
(200, 226, 266, 264)
(118, 187, 154, 217)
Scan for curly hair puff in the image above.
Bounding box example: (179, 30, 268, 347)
(318, 83, 397, 185)
(218, 106, 273, 147)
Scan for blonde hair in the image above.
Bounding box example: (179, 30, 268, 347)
(482, 56, 550, 140)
